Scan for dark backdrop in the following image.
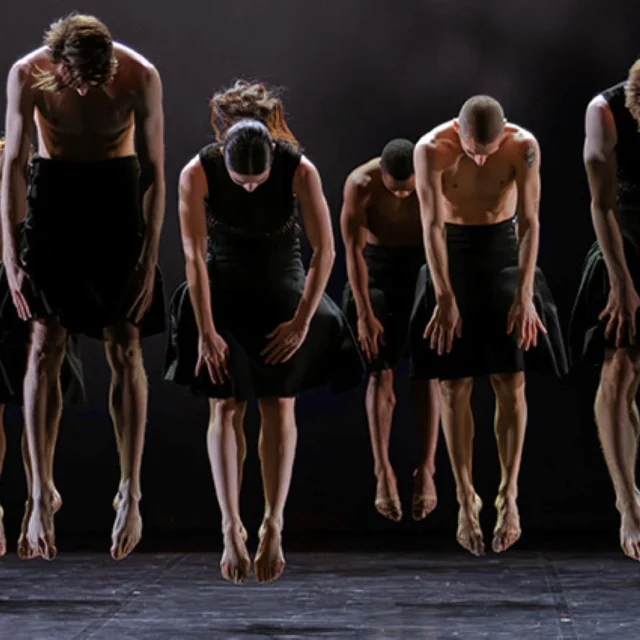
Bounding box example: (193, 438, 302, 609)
(0, 0, 638, 548)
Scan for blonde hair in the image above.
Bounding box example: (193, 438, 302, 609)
(625, 58, 640, 129)
(32, 13, 118, 92)
(210, 80, 298, 146)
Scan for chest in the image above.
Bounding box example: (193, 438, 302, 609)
(442, 157, 515, 204)
(35, 89, 135, 136)
(366, 194, 421, 236)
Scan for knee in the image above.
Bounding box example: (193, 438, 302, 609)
(369, 369, 396, 406)
(600, 351, 635, 401)
(210, 398, 240, 429)
(105, 338, 143, 377)
(258, 397, 296, 430)
(491, 373, 526, 412)
(29, 335, 65, 373)
(440, 378, 473, 405)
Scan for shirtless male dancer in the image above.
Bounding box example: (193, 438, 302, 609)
(1, 13, 165, 560)
(412, 96, 567, 556)
(0, 139, 84, 557)
(341, 139, 440, 522)
(569, 59, 640, 561)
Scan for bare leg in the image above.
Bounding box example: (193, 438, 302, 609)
(490, 372, 527, 553)
(0, 405, 5, 556)
(366, 370, 402, 522)
(232, 403, 249, 542)
(254, 397, 297, 583)
(21, 318, 67, 561)
(207, 398, 250, 584)
(103, 321, 147, 560)
(411, 379, 440, 520)
(595, 349, 640, 561)
(440, 377, 484, 556)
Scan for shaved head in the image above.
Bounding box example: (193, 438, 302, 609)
(458, 95, 505, 145)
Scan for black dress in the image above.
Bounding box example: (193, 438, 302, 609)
(0, 156, 166, 339)
(342, 244, 425, 371)
(164, 141, 364, 400)
(409, 217, 568, 380)
(570, 82, 640, 366)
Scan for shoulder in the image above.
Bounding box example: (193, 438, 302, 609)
(503, 125, 540, 168)
(179, 154, 208, 192)
(416, 122, 460, 171)
(7, 48, 48, 87)
(585, 95, 616, 136)
(346, 159, 376, 193)
(113, 43, 160, 86)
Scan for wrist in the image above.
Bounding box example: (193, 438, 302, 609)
(436, 289, 455, 304)
(294, 299, 312, 326)
(516, 285, 534, 302)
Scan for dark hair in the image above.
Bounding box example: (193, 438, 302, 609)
(458, 95, 505, 145)
(626, 58, 640, 128)
(223, 119, 273, 176)
(380, 138, 415, 181)
(33, 13, 117, 92)
(210, 80, 298, 146)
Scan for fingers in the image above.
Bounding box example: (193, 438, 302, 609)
(12, 291, 31, 321)
(598, 305, 612, 322)
(604, 313, 616, 341)
(265, 338, 297, 365)
(370, 333, 380, 359)
(359, 337, 372, 362)
(423, 316, 435, 340)
(266, 322, 286, 339)
(506, 308, 515, 335)
(616, 315, 625, 349)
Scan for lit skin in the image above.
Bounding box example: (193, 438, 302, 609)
(340, 157, 440, 522)
(179, 145, 335, 584)
(583, 93, 640, 562)
(1, 41, 165, 561)
(414, 117, 544, 556)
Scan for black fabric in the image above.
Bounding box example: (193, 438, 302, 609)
(13, 156, 165, 339)
(569, 211, 640, 366)
(164, 141, 364, 400)
(601, 82, 640, 209)
(342, 244, 424, 371)
(409, 217, 568, 380)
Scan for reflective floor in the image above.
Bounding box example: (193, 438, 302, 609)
(0, 548, 637, 638)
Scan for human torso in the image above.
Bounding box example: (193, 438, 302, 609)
(29, 44, 142, 161)
(433, 121, 521, 225)
(354, 161, 422, 247)
(601, 81, 640, 209)
(199, 140, 302, 245)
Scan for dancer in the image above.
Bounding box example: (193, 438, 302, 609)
(165, 80, 363, 584)
(341, 139, 440, 523)
(1, 13, 166, 561)
(569, 59, 640, 561)
(411, 96, 567, 556)
(0, 138, 84, 557)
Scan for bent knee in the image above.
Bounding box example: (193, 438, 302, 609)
(105, 338, 143, 373)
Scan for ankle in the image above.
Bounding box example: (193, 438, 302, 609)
(456, 489, 478, 507)
(221, 517, 243, 534)
(117, 479, 142, 503)
(374, 462, 394, 479)
(261, 515, 283, 532)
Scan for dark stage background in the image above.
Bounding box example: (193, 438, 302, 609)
(0, 0, 638, 549)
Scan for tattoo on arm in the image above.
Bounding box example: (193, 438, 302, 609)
(524, 146, 536, 168)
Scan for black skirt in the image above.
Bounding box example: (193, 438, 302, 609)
(342, 244, 424, 371)
(569, 210, 640, 366)
(164, 237, 365, 401)
(409, 217, 568, 380)
(12, 156, 165, 339)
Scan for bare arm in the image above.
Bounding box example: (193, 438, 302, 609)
(134, 65, 165, 262)
(514, 136, 542, 297)
(1, 62, 34, 264)
(178, 158, 216, 337)
(584, 97, 630, 286)
(340, 174, 374, 318)
(414, 140, 454, 300)
(293, 156, 336, 324)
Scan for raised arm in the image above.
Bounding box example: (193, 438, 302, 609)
(292, 156, 336, 324)
(134, 64, 165, 263)
(1, 62, 35, 320)
(514, 135, 542, 298)
(340, 174, 373, 318)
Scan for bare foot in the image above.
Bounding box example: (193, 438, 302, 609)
(17, 498, 33, 559)
(492, 494, 521, 553)
(620, 509, 640, 561)
(51, 486, 63, 514)
(110, 490, 142, 560)
(254, 520, 286, 583)
(221, 526, 251, 584)
(240, 524, 248, 542)
(411, 467, 438, 521)
(0, 504, 5, 557)
(23, 496, 57, 560)
(374, 468, 402, 522)
(457, 494, 485, 557)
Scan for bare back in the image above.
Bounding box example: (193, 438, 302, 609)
(23, 43, 153, 161)
(349, 159, 422, 246)
(423, 121, 534, 225)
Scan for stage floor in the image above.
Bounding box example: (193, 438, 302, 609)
(0, 550, 636, 638)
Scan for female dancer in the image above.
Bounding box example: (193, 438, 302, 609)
(165, 81, 363, 584)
